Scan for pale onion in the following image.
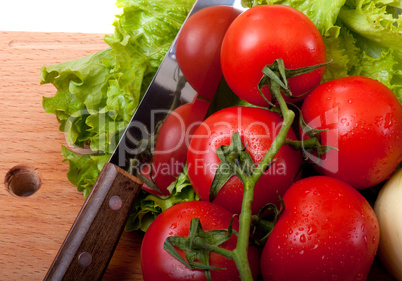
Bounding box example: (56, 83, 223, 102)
(374, 168, 402, 281)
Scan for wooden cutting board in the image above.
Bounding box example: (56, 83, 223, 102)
(0, 31, 143, 280)
(0, 31, 395, 281)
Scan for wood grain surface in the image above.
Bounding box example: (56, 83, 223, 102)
(0, 31, 396, 281)
(0, 31, 143, 280)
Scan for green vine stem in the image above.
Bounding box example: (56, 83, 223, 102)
(229, 78, 296, 281)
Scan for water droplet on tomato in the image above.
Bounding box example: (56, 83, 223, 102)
(300, 234, 306, 243)
(307, 225, 318, 235)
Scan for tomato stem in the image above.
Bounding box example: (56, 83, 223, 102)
(253, 85, 295, 185)
(232, 77, 296, 281)
(234, 180, 255, 280)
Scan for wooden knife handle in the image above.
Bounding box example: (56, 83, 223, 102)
(44, 162, 142, 281)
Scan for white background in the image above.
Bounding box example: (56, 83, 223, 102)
(0, 0, 121, 33)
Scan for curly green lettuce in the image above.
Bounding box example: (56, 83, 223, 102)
(125, 165, 197, 232)
(41, 0, 196, 231)
(262, 0, 347, 36)
(338, 0, 402, 102)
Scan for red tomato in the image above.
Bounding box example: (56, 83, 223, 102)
(221, 5, 326, 106)
(141, 98, 210, 196)
(261, 176, 380, 281)
(301, 76, 402, 189)
(187, 106, 302, 214)
(176, 6, 241, 100)
(140, 201, 260, 281)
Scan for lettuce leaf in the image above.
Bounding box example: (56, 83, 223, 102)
(125, 165, 197, 232)
(322, 24, 360, 82)
(340, 0, 402, 61)
(61, 146, 110, 199)
(41, 0, 196, 231)
(336, 0, 402, 102)
(42, 0, 195, 154)
(42, 49, 114, 147)
(261, 0, 346, 36)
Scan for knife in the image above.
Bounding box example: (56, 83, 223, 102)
(44, 0, 243, 280)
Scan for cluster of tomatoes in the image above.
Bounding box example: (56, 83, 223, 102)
(140, 5, 402, 281)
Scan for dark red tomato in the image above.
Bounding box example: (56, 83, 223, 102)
(141, 201, 260, 281)
(187, 106, 302, 214)
(221, 5, 326, 106)
(141, 98, 210, 196)
(176, 6, 241, 100)
(261, 176, 380, 281)
(301, 76, 402, 189)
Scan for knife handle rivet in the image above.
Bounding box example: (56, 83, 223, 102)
(109, 195, 123, 211)
(78, 252, 92, 267)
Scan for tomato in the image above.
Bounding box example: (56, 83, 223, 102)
(141, 98, 210, 196)
(301, 76, 402, 189)
(187, 106, 302, 214)
(221, 5, 326, 106)
(176, 6, 241, 100)
(140, 201, 260, 281)
(261, 176, 380, 281)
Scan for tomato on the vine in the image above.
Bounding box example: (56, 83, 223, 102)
(140, 201, 260, 281)
(261, 176, 380, 281)
(221, 5, 326, 106)
(187, 106, 302, 214)
(301, 76, 402, 189)
(176, 6, 241, 100)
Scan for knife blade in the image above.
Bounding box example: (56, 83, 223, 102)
(44, 0, 243, 280)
